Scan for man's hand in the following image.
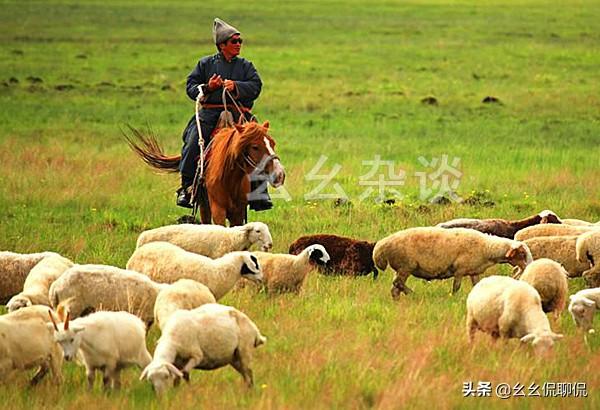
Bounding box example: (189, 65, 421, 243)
(223, 79, 236, 92)
(207, 74, 223, 91)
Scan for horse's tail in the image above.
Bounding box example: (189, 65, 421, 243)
(123, 125, 181, 173)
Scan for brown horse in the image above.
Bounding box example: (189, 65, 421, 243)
(126, 121, 285, 226)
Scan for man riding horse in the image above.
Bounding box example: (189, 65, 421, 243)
(177, 18, 272, 212)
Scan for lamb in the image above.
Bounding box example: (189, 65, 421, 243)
(466, 275, 563, 354)
(245, 245, 330, 293)
(523, 236, 589, 279)
(140, 303, 266, 394)
(288, 234, 378, 278)
(0, 251, 60, 304)
(49, 264, 166, 325)
(514, 223, 598, 241)
(49, 310, 152, 389)
(568, 287, 600, 333)
(576, 231, 600, 287)
(373, 227, 533, 298)
(0, 306, 63, 385)
(7, 254, 74, 312)
(516, 258, 569, 318)
(154, 279, 217, 331)
(436, 210, 561, 239)
(126, 242, 263, 300)
(135, 222, 273, 258)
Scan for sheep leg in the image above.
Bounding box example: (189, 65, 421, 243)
(112, 369, 121, 390)
(231, 349, 254, 387)
(102, 368, 112, 390)
(29, 364, 49, 386)
(182, 355, 203, 375)
(390, 271, 412, 300)
(466, 312, 477, 343)
(86, 367, 95, 390)
(470, 275, 480, 286)
(451, 275, 463, 294)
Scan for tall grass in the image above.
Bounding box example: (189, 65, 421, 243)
(0, 0, 599, 408)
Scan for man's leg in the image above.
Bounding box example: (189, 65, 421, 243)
(177, 118, 199, 208)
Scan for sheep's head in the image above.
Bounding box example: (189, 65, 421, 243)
(568, 295, 597, 332)
(245, 222, 273, 252)
(520, 331, 563, 355)
(306, 244, 330, 266)
(505, 243, 533, 271)
(539, 210, 561, 224)
(240, 253, 263, 284)
(48, 310, 84, 361)
(6, 295, 32, 312)
(140, 361, 183, 395)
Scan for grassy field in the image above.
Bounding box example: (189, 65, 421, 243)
(1, 0, 600, 408)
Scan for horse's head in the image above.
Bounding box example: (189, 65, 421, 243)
(237, 121, 285, 188)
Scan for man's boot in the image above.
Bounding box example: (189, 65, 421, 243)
(248, 179, 273, 211)
(176, 183, 193, 209)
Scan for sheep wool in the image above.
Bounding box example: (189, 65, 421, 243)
(7, 254, 74, 312)
(135, 222, 273, 258)
(517, 258, 569, 317)
(466, 275, 563, 354)
(524, 236, 589, 278)
(0, 251, 60, 304)
(576, 231, 600, 286)
(49, 264, 165, 325)
(126, 241, 262, 300)
(154, 279, 217, 330)
(514, 223, 597, 241)
(373, 227, 532, 297)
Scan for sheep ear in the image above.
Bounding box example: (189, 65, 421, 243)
(505, 248, 516, 259)
(72, 325, 85, 334)
(569, 295, 576, 301)
(582, 297, 596, 307)
(166, 363, 184, 379)
(551, 333, 564, 341)
(520, 334, 536, 344)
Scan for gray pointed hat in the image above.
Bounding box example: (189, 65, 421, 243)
(213, 18, 240, 45)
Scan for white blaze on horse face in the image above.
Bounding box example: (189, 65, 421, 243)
(263, 137, 285, 188)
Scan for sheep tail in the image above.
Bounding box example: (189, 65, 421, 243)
(372, 242, 389, 271)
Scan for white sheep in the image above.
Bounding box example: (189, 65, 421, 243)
(514, 223, 597, 241)
(126, 242, 263, 300)
(0, 306, 63, 385)
(243, 245, 330, 293)
(562, 218, 600, 227)
(372, 227, 533, 298)
(154, 279, 216, 331)
(568, 287, 600, 333)
(524, 236, 589, 279)
(49, 310, 152, 389)
(0, 251, 60, 304)
(466, 275, 563, 354)
(7, 254, 73, 312)
(516, 258, 569, 318)
(576, 230, 600, 286)
(49, 264, 165, 325)
(135, 222, 273, 258)
(140, 303, 266, 394)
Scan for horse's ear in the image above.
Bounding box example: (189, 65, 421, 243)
(235, 124, 245, 134)
(262, 121, 269, 130)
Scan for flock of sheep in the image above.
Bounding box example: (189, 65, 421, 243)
(1, 209, 599, 394)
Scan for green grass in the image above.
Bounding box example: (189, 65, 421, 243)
(1, 0, 599, 408)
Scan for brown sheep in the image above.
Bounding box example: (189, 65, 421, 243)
(436, 210, 561, 239)
(288, 234, 378, 279)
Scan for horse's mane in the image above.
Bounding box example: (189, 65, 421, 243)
(205, 121, 273, 188)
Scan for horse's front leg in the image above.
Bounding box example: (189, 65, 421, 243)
(209, 202, 227, 226)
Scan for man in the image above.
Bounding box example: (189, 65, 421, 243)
(177, 18, 272, 211)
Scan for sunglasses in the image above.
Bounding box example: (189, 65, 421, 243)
(229, 38, 243, 45)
